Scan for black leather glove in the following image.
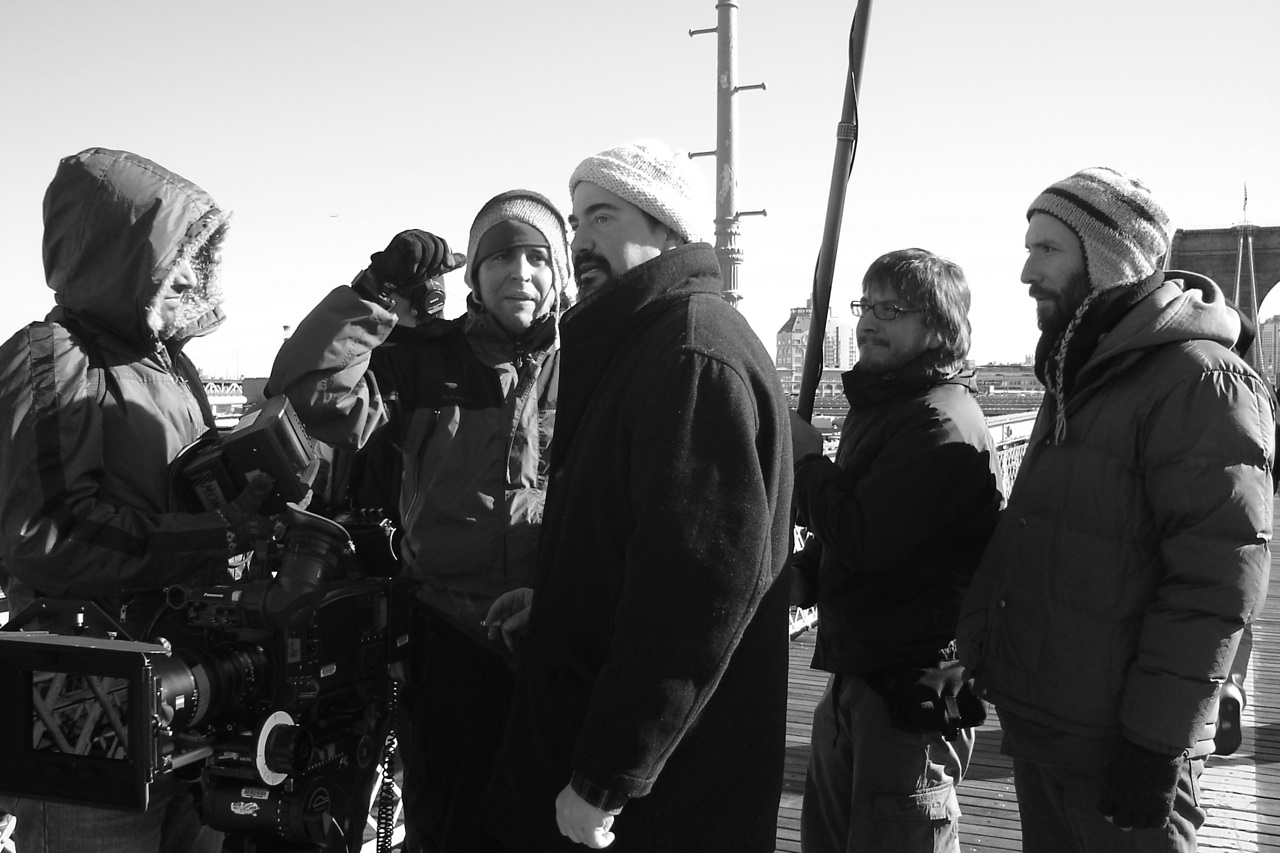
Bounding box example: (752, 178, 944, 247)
(370, 230, 463, 291)
(1097, 738, 1184, 829)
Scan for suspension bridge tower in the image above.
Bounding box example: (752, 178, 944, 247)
(1167, 193, 1280, 373)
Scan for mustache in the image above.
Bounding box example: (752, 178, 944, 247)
(573, 251, 610, 275)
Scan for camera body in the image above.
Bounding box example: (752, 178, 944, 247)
(0, 398, 413, 851)
(176, 394, 320, 515)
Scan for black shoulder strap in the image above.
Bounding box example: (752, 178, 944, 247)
(56, 314, 126, 408)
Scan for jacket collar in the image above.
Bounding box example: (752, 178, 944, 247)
(842, 353, 970, 412)
(561, 243, 721, 335)
(458, 293, 559, 362)
(550, 243, 722, 466)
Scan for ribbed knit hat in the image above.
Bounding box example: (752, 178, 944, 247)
(568, 139, 707, 243)
(465, 189, 571, 294)
(1027, 167, 1171, 291)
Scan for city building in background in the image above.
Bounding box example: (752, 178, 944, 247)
(776, 298, 855, 402)
(1257, 315, 1280, 388)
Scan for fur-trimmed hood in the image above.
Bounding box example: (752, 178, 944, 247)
(41, 148, 228, 349)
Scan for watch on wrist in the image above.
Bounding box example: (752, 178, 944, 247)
(351, 268, 394, 310)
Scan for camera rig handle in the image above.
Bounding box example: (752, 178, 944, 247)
(169, 503, 352, 631)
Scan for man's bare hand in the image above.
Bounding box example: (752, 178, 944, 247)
(555, 785, 618, 848)
(485, 587, 534, 652)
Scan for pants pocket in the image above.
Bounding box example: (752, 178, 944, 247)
(872, 783, 962, 853)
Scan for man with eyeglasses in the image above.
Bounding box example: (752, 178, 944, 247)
(789, 248, 1004, 853)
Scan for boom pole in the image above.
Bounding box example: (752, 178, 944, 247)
(796, 0, 874, 420)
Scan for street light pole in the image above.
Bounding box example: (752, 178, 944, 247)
(691, 2, 766, 307)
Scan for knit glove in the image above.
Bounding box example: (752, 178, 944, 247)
(212, 474, 276, 556)
(1097, 738, 1184, 829)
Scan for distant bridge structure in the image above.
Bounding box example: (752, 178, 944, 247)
(1168, 223, 1280, 373)
(203, 378, 251, 427)
(203, 378, 244, 398)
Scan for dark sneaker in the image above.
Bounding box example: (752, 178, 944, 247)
(1214, 682, 1244, 756)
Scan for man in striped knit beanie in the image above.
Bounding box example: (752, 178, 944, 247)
(958, 168, 1274, 852)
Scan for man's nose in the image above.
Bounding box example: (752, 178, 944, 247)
(1020, 258, 1037, 286)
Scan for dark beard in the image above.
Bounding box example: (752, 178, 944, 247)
(572, 252, 613, 299)
(1037, 269, 1092, 339)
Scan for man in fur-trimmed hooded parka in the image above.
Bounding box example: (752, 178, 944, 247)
(957, 167, 1275, 853)
(0, 148, 274, 852)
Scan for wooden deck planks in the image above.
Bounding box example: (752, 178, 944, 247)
(776, 529, 1280, 852)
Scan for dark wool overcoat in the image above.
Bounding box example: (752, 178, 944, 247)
(486, 244, 793, 852)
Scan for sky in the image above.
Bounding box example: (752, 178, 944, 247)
(2, 0, 1278, 379)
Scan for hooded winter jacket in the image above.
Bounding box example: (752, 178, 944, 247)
(0, 148, 233, 631)
(268, 287, 558, 648)
(958, 272, 1274, 767)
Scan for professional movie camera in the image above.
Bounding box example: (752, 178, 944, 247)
(0, 398, 411, 852)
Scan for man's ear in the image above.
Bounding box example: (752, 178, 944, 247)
(927, 328, 945, 351)
(659, 223, 685, 252)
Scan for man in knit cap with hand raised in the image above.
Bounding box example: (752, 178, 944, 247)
(958, 167, 1274, 851)
(484, 139, 793, 851)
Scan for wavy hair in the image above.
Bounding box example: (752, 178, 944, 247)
(862, 248, 971, 364)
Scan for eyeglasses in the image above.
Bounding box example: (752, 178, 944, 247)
(851, 299, 923, 321)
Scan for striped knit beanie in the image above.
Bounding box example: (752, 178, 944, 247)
(1030, 168, 1171, 444)
(465, 189, 571, 294)
(1027, 167, 1171, 291)
(568, 139, 707, 244)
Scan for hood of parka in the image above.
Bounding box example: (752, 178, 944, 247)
(41, 148, 229, 349)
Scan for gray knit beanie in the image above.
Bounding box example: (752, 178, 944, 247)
(1027, 167, 1171, 291)
(568, 139, 707, 243)
(465, 189, 571, 294)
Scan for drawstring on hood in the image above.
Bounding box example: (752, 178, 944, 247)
(1035, 269, 1241, 444)
(1026, 167, 1174, 444)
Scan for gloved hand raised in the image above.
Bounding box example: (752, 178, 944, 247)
(1097, 737, 1184, 829)
(371, 230, 464, 290)
(353, 230, 464, 309)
